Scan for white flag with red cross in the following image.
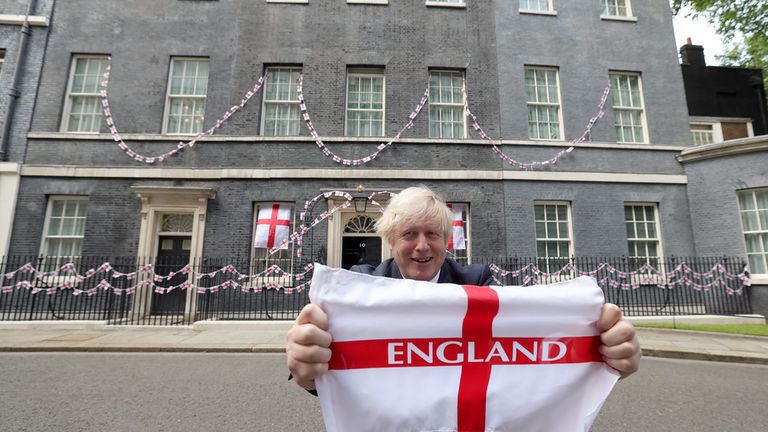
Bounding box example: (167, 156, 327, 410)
(310, 264, 619, 432)
(447, 203, 466, 250)
(253, 203, 292, 249)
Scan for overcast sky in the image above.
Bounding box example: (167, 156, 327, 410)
(671, 5, 726, 65)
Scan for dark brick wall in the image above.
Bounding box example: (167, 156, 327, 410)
(0, 0, 53, 162)
(30, 0, 499, 140)
(749, 285, 768, 318)
(495, 0, 692, 145)
(10, 176, 696, 262)
(502, 181, 695, 258)
(9, 0, 725, 269)
(683, 151, 768, 256)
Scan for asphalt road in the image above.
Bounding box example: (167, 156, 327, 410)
(0, 353, 765, 431)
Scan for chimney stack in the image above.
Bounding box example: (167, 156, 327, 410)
(680, 38, 706, 66)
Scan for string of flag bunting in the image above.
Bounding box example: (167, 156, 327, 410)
(490, 262, 751, 295)
(265, 190, 396, 259)
(462, 80, 611, 169)
(0, 262, 315, 296)
(100, 65, 612, 168)
(100, 61, 268, 164)
(1, 260, 750, 296)
(297, 74, 430, 166)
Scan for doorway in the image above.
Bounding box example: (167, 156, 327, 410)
(151, 235, 191, 314)
(341, 236, 382, 269)
(340, 214, 382, 269)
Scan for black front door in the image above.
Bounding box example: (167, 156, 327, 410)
(152, 236, 190, 314)
(341, 236, 382, 270)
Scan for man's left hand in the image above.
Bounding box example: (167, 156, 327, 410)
(597, 303, 641, 378)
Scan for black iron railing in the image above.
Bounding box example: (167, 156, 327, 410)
(478, 255, 751, 317)
(0, 255, 751, 325)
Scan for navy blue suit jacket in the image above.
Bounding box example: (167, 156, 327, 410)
(350, 258, 494, 286)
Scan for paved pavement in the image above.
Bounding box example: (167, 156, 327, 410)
(0, 317, 767, 365)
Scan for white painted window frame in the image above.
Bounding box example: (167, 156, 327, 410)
(39, 196, 89, 261)
(525, 66, 565, 141)
(690, 122, 717, 145)
(519, 0, 556, 15)
(689, 116, 754, 144)
(428, 69, 467, 139)
(534, 201, 574, 273)
(624, 203, 664, 270)
(162, 57, 210, 135)
(266, 0, 309, 4)
(737, 189, 768, 276)
(600, 0, 636, 21)
(260, 66, 303, 137)
(426, 0, 466, 8)
(610, 71, 649, 144)
(348, 0, 388, 4)
(345, 69, 386, 137)
(60, 55, 109, 134)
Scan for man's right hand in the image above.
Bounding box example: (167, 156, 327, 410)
(286, 303, 332, 390)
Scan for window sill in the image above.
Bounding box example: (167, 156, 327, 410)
(348, 0, 388, 4)
(0, 14, 49, 27)
(750, 276, 768, 286)
(600, 15, 638, 23)
(266, 0, 308, 4)
(519, 9, 557, 17)
(425, 1, 466, 8)
(26, 132, 689, 151)
(617, 140, 649, 145)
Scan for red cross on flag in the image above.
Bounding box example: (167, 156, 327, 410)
(253, 203, 292, 249)
(310, 264, 618, 432)
(447, 203, 466, 250)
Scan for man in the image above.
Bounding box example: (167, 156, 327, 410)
(287, 186, 641, 392)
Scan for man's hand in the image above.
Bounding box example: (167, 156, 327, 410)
(597, 303, 641, 378)
(286, 304, 332, 390)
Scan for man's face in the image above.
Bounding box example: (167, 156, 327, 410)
(391, 219, 448, 281)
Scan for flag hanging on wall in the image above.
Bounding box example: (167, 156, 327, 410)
(253, 203, 292, 249)
(447, 203, 466, 250)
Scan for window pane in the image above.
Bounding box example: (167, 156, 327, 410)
(756, 191, 768, 210)
(535, 202, 571, 266)
(525, 68, 562, 140)
(647, 222, 657, 238)
(742, 212, 759, 231)
(44, 199, 87, 258)
(263, 67, 302, 136)
(166, 58, 209, 134)
(748, 254, 766, 274)
(346, 72, 385, 137)
(429, 71, 465, 138)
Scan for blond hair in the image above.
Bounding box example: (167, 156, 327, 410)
(375, 186, 453, 247)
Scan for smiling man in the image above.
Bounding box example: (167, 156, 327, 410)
(350, 186, 494, 285)
(286, 186, 641, 392)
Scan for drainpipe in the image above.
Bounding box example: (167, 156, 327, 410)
(0, 0, 39, 161)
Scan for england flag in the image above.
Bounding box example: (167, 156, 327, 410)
(447, 204, 466, 250)
(310, 264, 619, 432)
(253, 203, 291, 249)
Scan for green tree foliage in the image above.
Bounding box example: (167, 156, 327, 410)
(672, 0, 768, 87)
